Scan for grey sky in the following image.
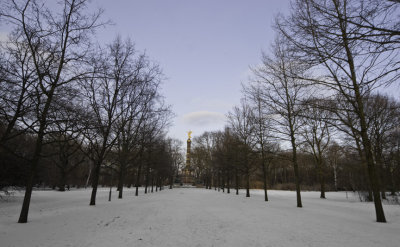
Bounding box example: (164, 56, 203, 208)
(95, 0, 289, 143)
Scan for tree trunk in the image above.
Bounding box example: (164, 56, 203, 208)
(319, 160, 326, 199)
(246, 168, 250, 198)
(338, 10, 385, 222)
(18, 164, 36, 223)
(221, 175, 225, 193)
(333, 165, 338, 191)
(151, 175, 154, 193)
(144, 166, 149, 194)
(18, 84, 56, 223)
(363, 138, 386, 222)
(227, 173, 230, 194)
(89, 160, 102, 205)
(58, 169, 67, 192)
(291, 136, 302, 208)
(235, 168, 239, 195)
(262, 161, 268, 201)
(135, 163, 142, 196)
(390, 168, 396, 196)
(214, 174, 217, 190)
(320, 174, 325, 199)
(117, 163, 125, 199)
(360, 131, 386, 221)
(217, 173, 220, 192)
(378, 162, 386, 200)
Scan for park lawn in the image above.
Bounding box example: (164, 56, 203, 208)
(1, 187, 399, 247)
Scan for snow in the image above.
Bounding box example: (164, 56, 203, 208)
(1, 188, 400, 247)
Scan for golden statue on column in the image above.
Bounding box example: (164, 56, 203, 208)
(188, 131, 192, 139)
(182, 131, 194, 185)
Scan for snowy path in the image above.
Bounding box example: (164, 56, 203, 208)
(1, 188, 400, 247)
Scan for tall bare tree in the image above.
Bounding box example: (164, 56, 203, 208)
(0, 0, 104, 223)
(134, 101, 172, 196)
(300, 98, 332, 198)
(276, 0, 400, 222)
(166, 138, 183, 189)
(250, 36, 308, 207)
(44, 87, 87, 191)
(366, 94, 400, 198)
(243, 84, 274, 201)
(228, 100, 257, 197)
(193, 132, 218, 189)
(113, 43, 164, 199)
(80, 37, 141, 206)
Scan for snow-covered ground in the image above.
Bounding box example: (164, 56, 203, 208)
(1, 188, 399, 247)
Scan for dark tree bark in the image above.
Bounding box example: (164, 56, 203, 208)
(117, 162, 125, 199)
(235, 168, 239, 195)
(245, 167, 250, 198)
(135, 163, 142, 196)
(90, 159, 103, 205)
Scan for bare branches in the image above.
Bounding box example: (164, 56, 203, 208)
(0, 0, 105, 223)
(275, 0, 399, 222)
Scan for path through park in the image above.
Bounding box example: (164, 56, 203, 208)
(1, 188, 400, 247)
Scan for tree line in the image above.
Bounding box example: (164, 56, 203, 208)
(0, 0, 182, 223)
(189, 0, 400, 223)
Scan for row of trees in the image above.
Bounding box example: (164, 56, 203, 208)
(191, 94, 399, 196)
(191, 0, 400, 223)
(0, 0, 181, 223)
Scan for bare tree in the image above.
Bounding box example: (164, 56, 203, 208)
(193, 132, 218, 189)
(299, 98, 333, 198)
(80, 37, 140, 206)
(212, 128, 241, 194)
(385, 127, 400, 195)
(326, 141, 343, 191)
(166, 138, 183, 189)
(228, 100, 257, 197)
(250, 36, 308, 207)
(276, 0, 400, 222)
(134, 101, 172, 196)
(366, 94, 400, 199)
(0, 0, 104, 223)
(113, 42, 164, 199)
(44, 87, 87, 191)
(243, 84, 274, 201)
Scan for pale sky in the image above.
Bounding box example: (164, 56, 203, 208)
(0, 0, 290, 144)
(3, 1, 398, 145)
(91, 0, 291, 144)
